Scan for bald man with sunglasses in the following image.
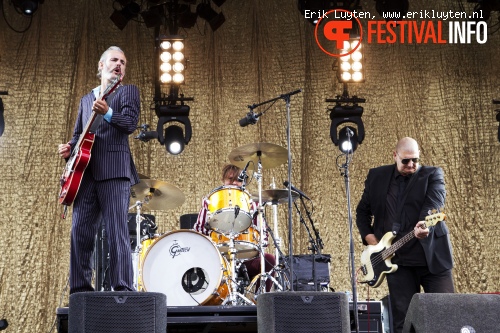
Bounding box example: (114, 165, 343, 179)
(356, 137, 454, 333)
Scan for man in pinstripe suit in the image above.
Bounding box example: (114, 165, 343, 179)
(58, 46, 140, 294)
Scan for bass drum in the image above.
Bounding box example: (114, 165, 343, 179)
(141, 230, 229, 306)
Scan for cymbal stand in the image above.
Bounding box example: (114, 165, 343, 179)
(222, 233, 254, 306)
(253, 154, 268, 296)
(269, 178, 281, 262)
(128, 200, 145, 291)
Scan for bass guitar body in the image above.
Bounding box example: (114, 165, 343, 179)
(359, 231, 398, 288)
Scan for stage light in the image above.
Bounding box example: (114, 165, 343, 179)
(164, 125, 185, 154)
(329, 104, 365, 153)
(12, 0, 43, 16)
(375, 0, 409, 21)
(158, 36, 186, 85)
(110, 1, 141, 30)
(177, 5, 198, 29)
(196, 2, 225, 31)
(338, 39, 365, 83)
(155, 104, 192, 155)
(140, 4, 164, 28)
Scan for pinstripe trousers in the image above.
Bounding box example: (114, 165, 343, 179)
(69, 171, 134, 294)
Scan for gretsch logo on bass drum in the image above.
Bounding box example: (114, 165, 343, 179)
(169, 240, 190, 258)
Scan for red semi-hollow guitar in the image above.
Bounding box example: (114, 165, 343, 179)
(58, 74, 122, 217)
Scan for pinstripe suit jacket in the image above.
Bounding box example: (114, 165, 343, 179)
(69, 84, 140, 185)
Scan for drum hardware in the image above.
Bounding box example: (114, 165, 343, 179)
(221, 234, 255, 306)
(243, 224, 291, 302)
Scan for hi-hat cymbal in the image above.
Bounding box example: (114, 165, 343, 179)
(228, 142, 288, 169)
(130, 179, 185, 210)
(251, 189, 299, 204)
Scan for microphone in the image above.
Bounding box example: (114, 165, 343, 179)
(239, 111, 262, 127)
(283, 181, 311, 200)
(237, 161, 251, 182)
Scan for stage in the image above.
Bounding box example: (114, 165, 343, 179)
(56, 300, 386, 333)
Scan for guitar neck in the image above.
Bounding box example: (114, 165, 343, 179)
(382, 230, 416, 259)
(71, 75, 122, 152)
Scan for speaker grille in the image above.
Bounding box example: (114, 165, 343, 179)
(69, 292, 166, 333)
(272, 294, 345, 333)
(84, 294, 157, 332)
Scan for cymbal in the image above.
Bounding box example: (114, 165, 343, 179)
(228, 142, 288, 169)
(251, 189, 299, 204)
(130, 179, 185, 210)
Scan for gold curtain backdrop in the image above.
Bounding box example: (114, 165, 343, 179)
(0, 0, 499, 331)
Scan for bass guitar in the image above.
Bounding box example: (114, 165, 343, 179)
(58, 74, 122, 217)
(358, 212, 446, 288)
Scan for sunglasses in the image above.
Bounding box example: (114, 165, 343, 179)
(397, 152, 420, 165)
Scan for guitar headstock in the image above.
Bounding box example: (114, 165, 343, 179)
(425, 210, 446, 228)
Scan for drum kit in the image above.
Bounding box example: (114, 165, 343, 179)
(128, 142, 299, 306)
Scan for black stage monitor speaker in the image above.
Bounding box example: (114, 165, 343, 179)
(257, 291, 350, 333)
(69, 291, 167, 333)
(403, 293, 500, 333)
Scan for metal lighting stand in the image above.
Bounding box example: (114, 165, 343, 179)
(338, 131, 360, 333)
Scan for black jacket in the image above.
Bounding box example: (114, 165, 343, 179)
(356, 164, 453, 274)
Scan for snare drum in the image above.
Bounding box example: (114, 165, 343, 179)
(211, 226, 260, 261)
(207, 185, 253, 233)
(141, 230, 229, 306)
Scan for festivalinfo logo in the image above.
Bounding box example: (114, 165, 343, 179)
(311, 9, 487, 57)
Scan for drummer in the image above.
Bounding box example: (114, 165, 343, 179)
(192, 163, 276, 291)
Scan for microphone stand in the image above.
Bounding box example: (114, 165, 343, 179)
(246, 88, 302, 290)
(292, 197, 320, 291)
(338, 132, 360, 333)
